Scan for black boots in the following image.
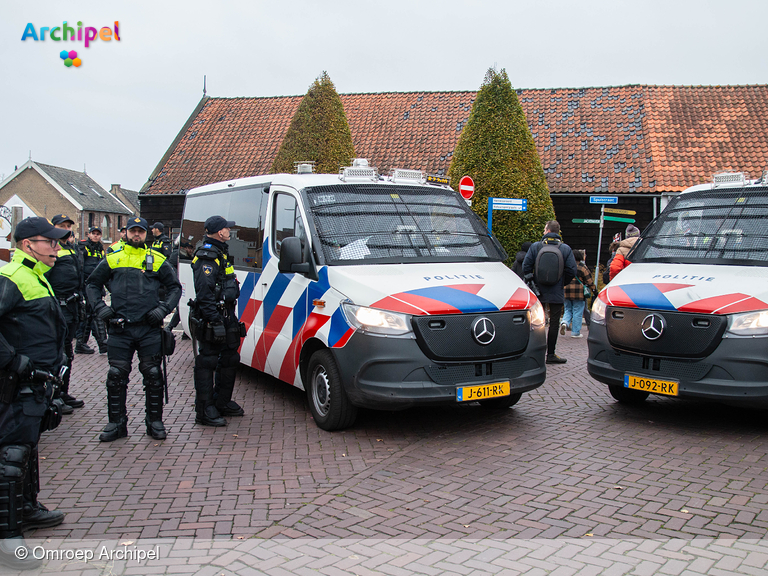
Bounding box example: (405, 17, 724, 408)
(0, 445, 42, 570)
(145, 378, 166, 440)
(194, 365, 227, 426)
(100, 377, 128, 442)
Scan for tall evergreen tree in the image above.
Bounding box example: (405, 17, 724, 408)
(272, 72, 355, 174)
(448, 68, 555, 263)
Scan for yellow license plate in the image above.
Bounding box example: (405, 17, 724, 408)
(457, 381, 510, 402)
(624, 374, 679, 396)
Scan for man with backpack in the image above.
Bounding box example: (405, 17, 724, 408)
(522, 220, 578, 364)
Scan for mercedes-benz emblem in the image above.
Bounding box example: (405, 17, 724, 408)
(471, 317, 496, 345)
(641, 313, 665, 341)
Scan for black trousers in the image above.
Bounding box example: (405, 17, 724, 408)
(546, 302, 564, 355)
(193, 320, 241, 414)
(60, 303, 78, 394)
(105, 323, 164, 423)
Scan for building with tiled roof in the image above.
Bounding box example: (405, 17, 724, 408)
(0, 160, 134, 244)
(140, 85, 768, 262)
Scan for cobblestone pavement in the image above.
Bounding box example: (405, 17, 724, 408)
(11, 325, 768, 574)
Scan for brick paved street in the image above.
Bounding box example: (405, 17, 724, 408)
(14, 325, 768, 573)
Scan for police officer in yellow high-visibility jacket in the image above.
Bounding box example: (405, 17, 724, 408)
(86, 217, 181, 442)
(0, 217, 68, 569)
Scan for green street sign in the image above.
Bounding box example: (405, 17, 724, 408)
(604, 215, 636, 223)
(572, 219, 601, 224)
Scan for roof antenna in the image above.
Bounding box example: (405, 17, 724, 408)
(84, 163, 87, 174)
(28, 150, 31, 161)
(203, 75, 207, 96)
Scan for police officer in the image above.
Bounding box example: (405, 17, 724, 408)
(45, 214, 85, 411)
(150, 222, 172, 258)
(0, 217, 68, 569)
(86, 217, 181, 442)
(166, 239, 194, 333)
(76, 226, 108, 354)
(107, 225, 127, 254)
(191, 216, 245, 426)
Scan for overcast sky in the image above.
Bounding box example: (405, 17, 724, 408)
(2, 0, 767, 194)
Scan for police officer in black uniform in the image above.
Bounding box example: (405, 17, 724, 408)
(76, 226, 108, 354)
(86, 217, 181, 442)
(0, 217, 68, 569)
(45, 214, 86, 412)
(191, 216, 245, 426)
(150, 222, 172, 258)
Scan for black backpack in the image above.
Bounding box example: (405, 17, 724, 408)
(534, 240, 564, 286)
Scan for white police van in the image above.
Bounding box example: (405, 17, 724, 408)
(178, 160, 547, 430)
(588, 171, 768, 407)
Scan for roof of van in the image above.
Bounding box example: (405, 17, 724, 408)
(185, 172, 451, 196)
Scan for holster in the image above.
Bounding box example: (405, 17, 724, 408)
(0, 370, 19, 404)
(162, 327, 176, 356)
(40, 402, 62, 432)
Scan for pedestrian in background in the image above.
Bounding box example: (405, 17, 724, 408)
(512, 241, 532, 279)
(609, 224, 641, 280)
(603, 241, 619, 285)
(150, 222, 172, 258)
(561, 249, 597, 339)
(523, 220, 577, 364)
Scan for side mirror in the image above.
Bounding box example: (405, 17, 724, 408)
(278, 236, 313, 275)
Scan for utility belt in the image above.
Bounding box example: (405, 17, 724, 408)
(0, 370, 56, 403)
(188, 299, 246, 342)
(58, 291, 82, 308)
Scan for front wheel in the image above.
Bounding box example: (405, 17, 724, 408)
(306, 350, 358, 431)
(480, 392, 522, 409)
(608, 385, 649, 404)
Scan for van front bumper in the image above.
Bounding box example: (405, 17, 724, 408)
(332, 327, 547, 410)
(588, 322, 768, 407)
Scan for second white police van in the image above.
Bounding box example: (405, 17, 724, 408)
(588, 171, 768, 407)
(178, 161, 547, 430)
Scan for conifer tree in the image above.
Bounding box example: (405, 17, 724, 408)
(272, 72, 355, 174)
(448, 68, 555, 263)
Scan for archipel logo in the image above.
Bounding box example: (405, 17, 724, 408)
(21, 21, 120, 68)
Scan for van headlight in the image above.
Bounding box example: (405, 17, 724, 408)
(726, 310, 768, 336)
(341, 302, 414, 337)
(591, 298, 607, 325)
(529, 300, 545, 330)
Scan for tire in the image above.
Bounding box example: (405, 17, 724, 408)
(480, 392, 522, 409)
(608, 385, 649, 404)
(306, 350, 358, 431)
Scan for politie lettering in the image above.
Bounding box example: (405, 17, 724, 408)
(651, 274, 715, 282)
(21, 21, 120, 48)
(423, 274, 484, 281)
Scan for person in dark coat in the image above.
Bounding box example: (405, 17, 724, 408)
(562, 249, 597, 339)
(512, 241, 533, 279)
(522, 221, 577, 364)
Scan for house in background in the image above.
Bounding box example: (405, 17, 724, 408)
(0, 161, 135, 248)
(139, 84, 768, 261)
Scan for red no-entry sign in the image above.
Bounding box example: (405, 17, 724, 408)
(459, 176, 475, 200)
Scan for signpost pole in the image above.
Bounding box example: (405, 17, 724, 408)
(487, 198, 493, 233)
(596, 205, 604, 276)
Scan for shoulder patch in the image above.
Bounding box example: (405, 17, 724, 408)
(202, 264, 213, 276)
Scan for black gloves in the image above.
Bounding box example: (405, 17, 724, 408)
(211, 322, 226, 343)
(145, 307, 167, 327)
(97, 306, 116, 322)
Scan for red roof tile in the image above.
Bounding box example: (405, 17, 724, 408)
(142, 85, 768, 196)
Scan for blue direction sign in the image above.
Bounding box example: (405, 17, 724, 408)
(589, 195, 619, 204)
(490, 198, 527, 211)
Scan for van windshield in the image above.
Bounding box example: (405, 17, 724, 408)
(631, 186, 768, 266)
(303, 183, 506, 265)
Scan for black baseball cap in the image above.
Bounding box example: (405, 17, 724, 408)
(151, 222, 164, 232)
(126, 217, 148, 231)
(51, 214, 75, 226)
(14, 217, 71, 241)
(204, 215, 236, 234)
(89, 226, 102, 234)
